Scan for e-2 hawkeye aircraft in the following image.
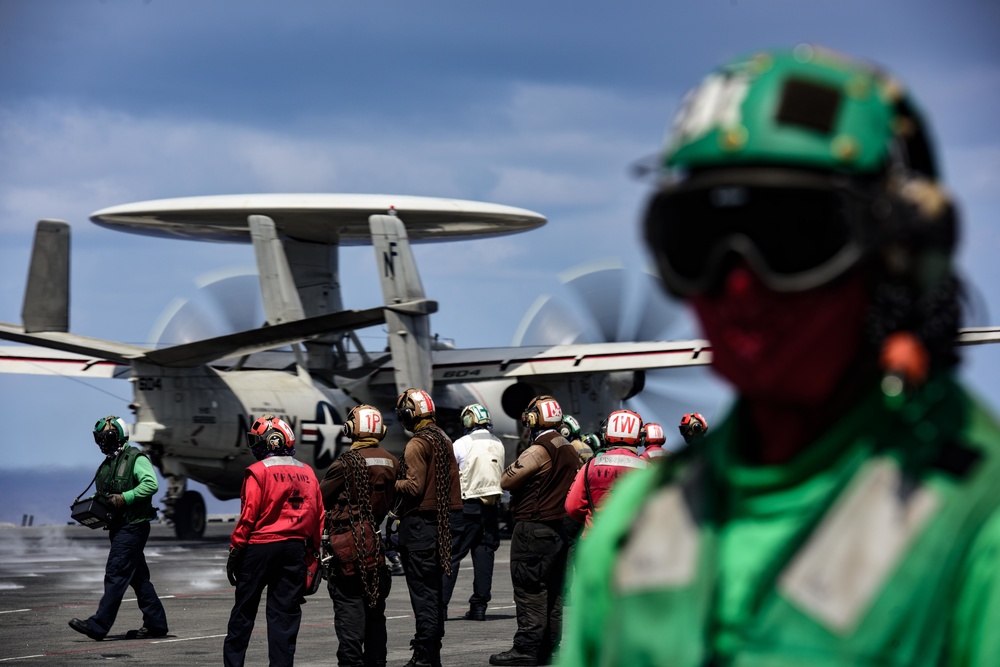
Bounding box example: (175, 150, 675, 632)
(7, 193, 999, 538)
(0, 193, 724, 538)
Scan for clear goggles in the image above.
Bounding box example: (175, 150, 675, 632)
(644, 169, 874, 295)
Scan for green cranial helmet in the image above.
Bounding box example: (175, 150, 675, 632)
(646, 44, 959, 297)
(663, 44, 937, 178)
(461, 403, 492, 431)
(646, 45, 963, 383)
(93, 415, 129, 455)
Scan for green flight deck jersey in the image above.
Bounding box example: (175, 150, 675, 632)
(560, 375, 1000, 666)
(94, 445, 159, 525)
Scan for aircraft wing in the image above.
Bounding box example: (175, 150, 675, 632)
(360, 339, 713, 387)
(0, 345, 129, 377)
(356, 326, 1000, 388)
(0, 323, 151, 364)
(957, 327, 1000, 345)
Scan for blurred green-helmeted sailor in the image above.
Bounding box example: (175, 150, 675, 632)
(560, 45, 1000, 667)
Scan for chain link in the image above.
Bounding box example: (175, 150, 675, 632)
(426, 426, 454, 577)
(342, 450, 384, 608)
(394, 426, 454, 576)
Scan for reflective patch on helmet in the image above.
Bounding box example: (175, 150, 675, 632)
(356, 407, 383, 436)
(537, 398, 562, 425)
(606, 410, 642, 442)
(644, 423, 666, 444)
(778, 458, 939, 634)
(671, 71, 750, 149)
(412, 390, 434, 415)
(615, 484, 699, 592)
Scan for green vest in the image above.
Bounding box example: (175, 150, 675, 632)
(95, 446, 157, 524)
(562, 376, 1000, 666)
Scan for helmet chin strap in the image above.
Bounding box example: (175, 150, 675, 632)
(103, 444, 126, 459)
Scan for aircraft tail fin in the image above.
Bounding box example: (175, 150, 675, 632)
(248, 215, 307, 325)
(23, 220, 70, 333)
(369, 214, 437, 395)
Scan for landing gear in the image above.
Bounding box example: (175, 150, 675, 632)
(173, 491, 206, 539)
(160, 460, 207, 540)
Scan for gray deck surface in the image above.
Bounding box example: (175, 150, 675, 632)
(0, 522, 523, 666)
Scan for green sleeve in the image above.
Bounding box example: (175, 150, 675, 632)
(123, 454, 159, 505)
(946, 507, 1000, 666)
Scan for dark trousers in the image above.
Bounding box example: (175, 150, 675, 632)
(223, 540, 305, 667)
(398, 510, 462, 661)
(442, 499, 500, 612)
(510, 519, 568, 662)
(329, 566, 391, 667)
(90, 521, 167, 636)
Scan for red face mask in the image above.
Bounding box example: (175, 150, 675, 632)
(691, 264, 869, 408)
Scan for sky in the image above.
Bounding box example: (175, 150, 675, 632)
(1, 1, 999, 518)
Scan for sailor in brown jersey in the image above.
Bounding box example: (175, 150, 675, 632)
(320, 404, 398, 667)
(490, 395, 581, 667)
(392, 388, 462, 667)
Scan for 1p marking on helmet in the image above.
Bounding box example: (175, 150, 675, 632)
(344, 404, 387, 441)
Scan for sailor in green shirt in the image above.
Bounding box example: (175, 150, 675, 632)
(69, 416, 169, 641)
(560, 46, 1000, 667)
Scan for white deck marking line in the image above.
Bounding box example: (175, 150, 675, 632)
(152, 633, 227, 644)
(0, 609, 30, 614)
(121, 595, 176, 603)
(0, 655, 44, 662)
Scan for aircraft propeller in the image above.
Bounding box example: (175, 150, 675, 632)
(512, 258, 731, 451)
(148, 268, 265, 349)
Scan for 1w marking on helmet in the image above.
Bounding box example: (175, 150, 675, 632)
(609, 413, 640, 440)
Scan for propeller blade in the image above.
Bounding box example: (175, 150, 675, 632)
(148, 268, 263, 348)
(559, 261, 627, 343)
(512, 294, 600, 346)
(194, 269, 264, 335)
(631, 272, 698, 342)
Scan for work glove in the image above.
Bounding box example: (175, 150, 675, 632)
(227, 547, 244, 586)
(107, 494, 126, 510)
(386, 512, 400, 537)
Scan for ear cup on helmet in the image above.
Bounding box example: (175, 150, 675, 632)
(266, 430, 286, 451)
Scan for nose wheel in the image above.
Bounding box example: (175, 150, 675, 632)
(172, 490, 207, 539)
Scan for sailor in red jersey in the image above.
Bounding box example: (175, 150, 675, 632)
(565, 409, 648, 529)
(223, 414, 324, 667)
